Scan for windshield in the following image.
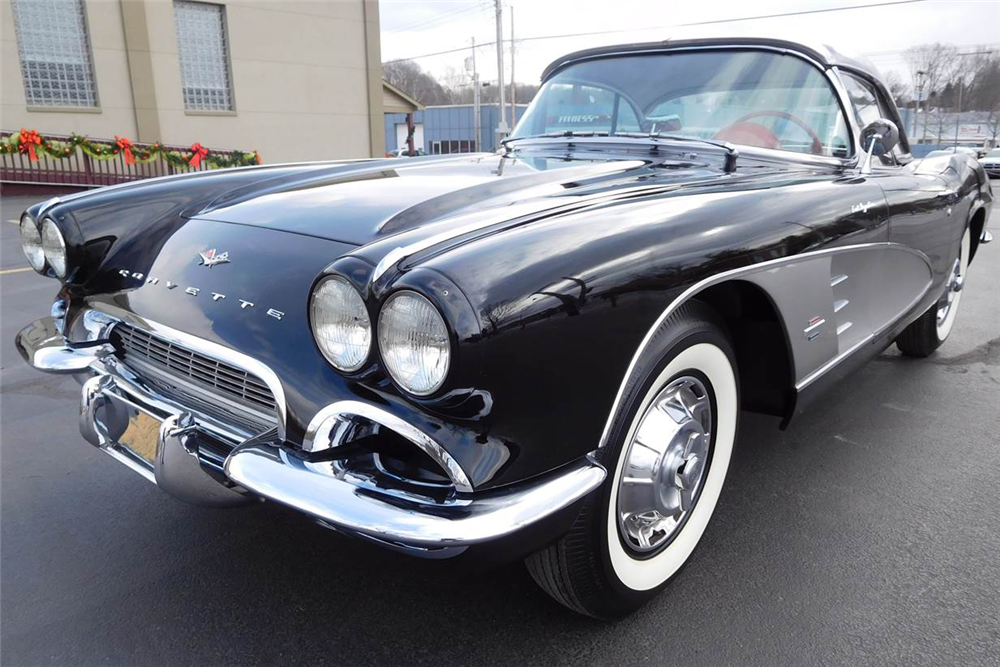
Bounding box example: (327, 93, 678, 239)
(986, 149, 1000, 157)
(510, 50, 853, 158)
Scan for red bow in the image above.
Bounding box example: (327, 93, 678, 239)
(188, 142, 209, 168)
(115, 135, 135, 165)
(18, 128, 42, 162)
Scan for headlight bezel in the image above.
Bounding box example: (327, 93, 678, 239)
(377, 289, 453, 397)
(309, 274, 373, 373)
(19, 214, 47, 273)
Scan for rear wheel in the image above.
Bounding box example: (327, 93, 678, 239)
(525, 302, 738, 618)
(896, 227, 970, 357)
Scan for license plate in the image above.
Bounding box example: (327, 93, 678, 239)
(117, 410, 161, 465)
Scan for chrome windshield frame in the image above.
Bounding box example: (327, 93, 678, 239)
(511, 43, 863, 170)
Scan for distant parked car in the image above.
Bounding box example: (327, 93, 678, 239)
(925, 146, 979, 159)
(979, 148, 1000, 178)
(388, 146, 427, 158)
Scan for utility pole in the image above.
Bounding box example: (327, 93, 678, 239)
(494, 0, 507, 146)
(469, 38, 481, 152)
(954, 76, 963, 148)
(509, 5, 515, 131)
(913, 70, 925, 142)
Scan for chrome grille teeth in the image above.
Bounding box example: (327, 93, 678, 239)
(111, 324, 277, 413)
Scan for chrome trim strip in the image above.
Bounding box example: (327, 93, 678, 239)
(82, 305, 287, 439)
(596, 242, 931, 448)
(225, 446, 605, 547)
(794, 333, 873, 391)
(803, 318, 826, 334)
(303, 400, 474, 493)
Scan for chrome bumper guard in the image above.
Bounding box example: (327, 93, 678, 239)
(16, 315, 607, 552)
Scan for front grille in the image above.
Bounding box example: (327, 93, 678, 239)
(110, 323, 277, 420)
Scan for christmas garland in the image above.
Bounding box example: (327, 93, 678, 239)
(0, 128, 261, 169)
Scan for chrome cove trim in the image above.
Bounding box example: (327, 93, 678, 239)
(225, 446, 605, 547)
(303, 400, 474, 493)
(81, 305, 287, 439)
(597, 242, 932, 449)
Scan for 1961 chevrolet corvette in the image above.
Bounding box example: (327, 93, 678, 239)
(16, 38, 993, 618)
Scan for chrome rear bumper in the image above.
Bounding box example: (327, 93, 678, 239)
(16, 314, 606, 555)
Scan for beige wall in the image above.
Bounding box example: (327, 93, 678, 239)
(1, 0, 383, 162)
(1, 0, 138, 138)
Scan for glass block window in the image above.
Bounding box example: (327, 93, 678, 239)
(174, 1, 234, 111)
(10, 0, 99, 107)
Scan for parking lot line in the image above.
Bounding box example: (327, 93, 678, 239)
(0, 267, 32, 275)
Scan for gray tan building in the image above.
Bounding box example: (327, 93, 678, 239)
(1, 0, 386, 162)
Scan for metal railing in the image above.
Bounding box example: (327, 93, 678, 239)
(1, 131, 234, 188)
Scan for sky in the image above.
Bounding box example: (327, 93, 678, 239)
(379, 0, 1000, 92)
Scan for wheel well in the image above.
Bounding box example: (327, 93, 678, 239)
(695, 281, 794, 420)
(969, 206, 987, 263)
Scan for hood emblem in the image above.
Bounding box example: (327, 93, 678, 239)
(198, 248, 230, 267)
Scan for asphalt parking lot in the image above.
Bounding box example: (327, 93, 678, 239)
(1, 189, 998, 667)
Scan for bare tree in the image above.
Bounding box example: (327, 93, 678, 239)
(382, 59, 453, 105)
(904, 43, 960, 105)
(963, 50, 1000, 112)
(985, 103, 1000, 147)
(883, 70, 909, 106)
(924, 107, 951, 143)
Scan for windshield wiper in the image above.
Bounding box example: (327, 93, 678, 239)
(613, 132, 739, 173)
(501, 131, 610, 146)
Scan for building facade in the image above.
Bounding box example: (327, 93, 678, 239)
(1, 0, 385, 162)
(384, 104, 528, 155)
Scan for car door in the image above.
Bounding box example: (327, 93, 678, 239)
(834, 72, 949, 330)
(839, 72, 959, 284)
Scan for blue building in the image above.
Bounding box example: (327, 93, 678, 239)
(384, 104, 528, 155)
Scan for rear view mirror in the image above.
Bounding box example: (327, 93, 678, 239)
(860, 119, 899, 174)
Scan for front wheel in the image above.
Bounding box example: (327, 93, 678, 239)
(896, 226, 970, 357)
(526, 302, 738, 618)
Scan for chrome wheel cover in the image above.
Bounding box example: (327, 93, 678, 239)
(616, 376, 712, 554)
(936, 250, 965, 332)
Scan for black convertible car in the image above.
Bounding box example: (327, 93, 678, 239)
(16, 38, 993, 618)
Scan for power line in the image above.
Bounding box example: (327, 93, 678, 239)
(385, 1, 488, 34)
(383, 0, 931, 64)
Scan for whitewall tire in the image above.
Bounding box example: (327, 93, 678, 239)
(897, 226, 970, 357)
(526, 301, 738, 618)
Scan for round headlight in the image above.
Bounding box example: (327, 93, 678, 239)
(310, 275, 372, 372)
(41, 218, 68, 278)
(378, 291, 451, 396)
(19, 215, 46, 272)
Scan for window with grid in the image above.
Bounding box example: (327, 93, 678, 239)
(10, 0, 98, 108)
(173, 1, 233, 111)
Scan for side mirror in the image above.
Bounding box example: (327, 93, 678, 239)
(859, 118, 899, 174)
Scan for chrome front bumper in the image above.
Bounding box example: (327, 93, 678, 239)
(16, 314, 606, 554)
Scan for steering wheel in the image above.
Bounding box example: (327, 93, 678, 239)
(714, 110, 824, 155)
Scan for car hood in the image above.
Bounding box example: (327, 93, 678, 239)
(192, 153, 723, 247)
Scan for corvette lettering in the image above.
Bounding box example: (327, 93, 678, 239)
(116, 268, 283, 323)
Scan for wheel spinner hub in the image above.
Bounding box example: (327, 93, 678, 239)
(617, 376, 712, 554)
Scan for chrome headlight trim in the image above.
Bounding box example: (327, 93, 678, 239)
(40, 217, 68, 278)
(378, 290, 451, 397)
(19, 214, 46, 273)
(310, 275, 372, 373)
